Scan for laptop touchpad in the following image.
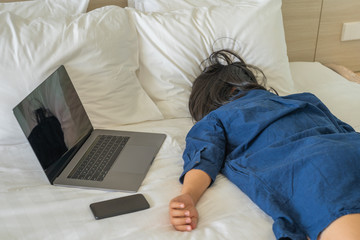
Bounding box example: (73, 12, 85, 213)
(113, 145, 155, 174)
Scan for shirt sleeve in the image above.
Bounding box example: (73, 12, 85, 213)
(180, 113, 226, 186)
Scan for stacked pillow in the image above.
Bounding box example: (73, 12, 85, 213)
(0, 0, 88, 19)
(1, 0, 294, 144)
(0, 0, 163, 145)
(134, 0, 271, 11)
(129, 0, 294, 118)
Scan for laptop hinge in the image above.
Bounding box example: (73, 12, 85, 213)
(47, 130, 92, 184)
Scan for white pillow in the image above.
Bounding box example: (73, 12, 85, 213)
(129, 0, 294, 118)
(291, 62, 360, 131)
(134, 0, 252, 12)
(0, 0, 89, 19)
(0, 6, 163, 145)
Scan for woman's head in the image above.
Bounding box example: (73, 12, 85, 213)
(189, 49, 272, 122)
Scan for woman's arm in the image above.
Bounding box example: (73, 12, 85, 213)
(170, 114, 225, 231)
(169, 169, 211, 231)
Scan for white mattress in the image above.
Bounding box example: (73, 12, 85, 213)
(1, 62, 359, 240)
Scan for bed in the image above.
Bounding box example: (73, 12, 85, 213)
(1, 0, 360, 239)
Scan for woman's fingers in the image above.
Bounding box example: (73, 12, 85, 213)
(173, 224, 193, 232)
(170, 208, 190, 217)
(169, 201, 185, 209)
(169, 194, 199, 232)
(170, 213, 193, 232)
(169, 204, 193, 232)
(170, 216, 192, 226)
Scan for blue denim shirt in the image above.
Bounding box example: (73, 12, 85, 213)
(181, 89, 359, 239)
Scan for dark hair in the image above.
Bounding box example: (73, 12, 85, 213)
(189, 49, 276, 122)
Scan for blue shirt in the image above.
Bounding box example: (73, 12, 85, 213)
(181, 89, 360, 239)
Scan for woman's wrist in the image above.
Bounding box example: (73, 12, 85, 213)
(180, 190, 197, 205)
(181, 169, 211, 205)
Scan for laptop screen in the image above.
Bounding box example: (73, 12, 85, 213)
(13, 66, 93, 182)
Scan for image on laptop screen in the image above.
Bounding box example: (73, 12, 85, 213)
(13, 66, 93, 180)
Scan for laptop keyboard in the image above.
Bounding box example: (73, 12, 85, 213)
(68, 135, 129, 182)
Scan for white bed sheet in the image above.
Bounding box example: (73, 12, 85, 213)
(0, 118, 273, 240)
(1, 62, 359, 240)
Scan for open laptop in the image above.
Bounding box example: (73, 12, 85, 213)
(13, 65, 166, 192)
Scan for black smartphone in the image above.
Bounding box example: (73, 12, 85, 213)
(90, 194, 150, 220)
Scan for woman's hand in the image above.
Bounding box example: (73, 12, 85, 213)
(169, 169, 211, 232)
(169, 193, 199, 231)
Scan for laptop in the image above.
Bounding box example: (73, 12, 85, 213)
(13, 65, 166, 192)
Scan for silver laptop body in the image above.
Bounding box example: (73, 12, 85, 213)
(13, 65, 166, 192)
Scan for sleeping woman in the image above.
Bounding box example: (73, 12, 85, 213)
(169, 49, 360, 240)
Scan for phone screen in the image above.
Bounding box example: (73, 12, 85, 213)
(90, 194, 150, 220)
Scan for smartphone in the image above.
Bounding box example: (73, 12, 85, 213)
(90, 194, 150, 220)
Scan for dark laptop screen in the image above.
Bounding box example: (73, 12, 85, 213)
(13, 66, 93, 182)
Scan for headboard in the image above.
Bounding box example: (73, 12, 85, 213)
(282, 0, 360, 72)
(3, 0, 360, 72)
